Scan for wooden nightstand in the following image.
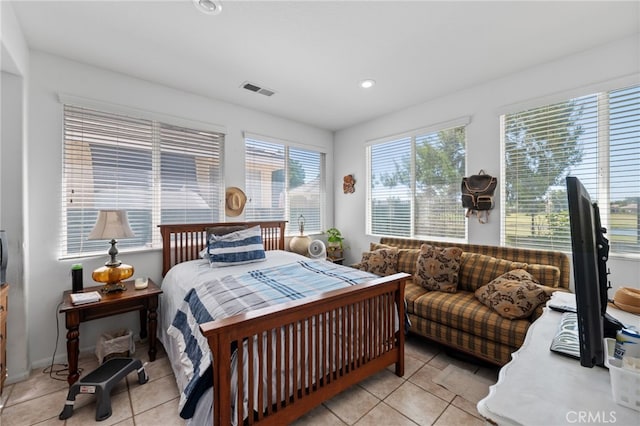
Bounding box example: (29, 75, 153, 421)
(59, 279, 162, 386)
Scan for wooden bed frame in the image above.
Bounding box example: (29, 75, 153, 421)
(159, 221, 409, 425)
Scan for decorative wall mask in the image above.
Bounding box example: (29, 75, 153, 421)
(343, 174, 355, 194)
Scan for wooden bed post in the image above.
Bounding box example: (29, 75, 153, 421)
(395, 278, 406, 377)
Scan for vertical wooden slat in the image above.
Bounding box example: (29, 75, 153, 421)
(385, 293, 390, 351)
(292, 321, 298, 403)
(302, 320, 307, 396)
(333, 309, 339, 381)
(237, 338, 244, 425)
(359, 300, 364, 367)
(269, 327, 275, 414)
(342, 304, 348, 374)
(247, 335, 255, 425)
(366, 299, 375, 362)
(318, 314, 323, 387)
(282, 324, 288, 409)
(257, 331, 264, 420)
(395, 280, 406, 376)
(376, 296, 381, 357)
(271, 326, 286, 411)
(323, 311, 329, 385)
(305, 317, 314, 394)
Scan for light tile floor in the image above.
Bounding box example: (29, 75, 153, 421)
(0, 335, 499, 425)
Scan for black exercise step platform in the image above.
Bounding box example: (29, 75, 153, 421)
(59, 357, 148, 421)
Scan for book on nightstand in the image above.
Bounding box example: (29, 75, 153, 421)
(70, 291, 102, 305)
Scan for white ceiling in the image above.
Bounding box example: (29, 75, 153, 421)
(10, 0, 640, 131)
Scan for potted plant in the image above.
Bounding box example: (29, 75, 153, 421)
(325, 227, 344, 259)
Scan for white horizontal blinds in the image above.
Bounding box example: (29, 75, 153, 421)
(502, 84, 639, 254)
(608, 85, 639, 254)
(244, 138, 286, 222)
(368, 137, 412, 237)
(288, 147, 324, 234)
(244, 137, 326, 234)
(62, 105, 225, 257)
(414, 126, 466, 239)
(368, 123, 467, 240)
(63, 105, 153, 255)
(503, 95, 598, 251)
(159, 123, 224, 225)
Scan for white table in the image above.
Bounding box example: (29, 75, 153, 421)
(478, 291, 640, 425)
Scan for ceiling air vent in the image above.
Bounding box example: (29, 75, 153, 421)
(241, 81, 276, 97)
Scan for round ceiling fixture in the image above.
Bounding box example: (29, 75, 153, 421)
(360, 79, 376, 89)
(194, 0, 223, 15)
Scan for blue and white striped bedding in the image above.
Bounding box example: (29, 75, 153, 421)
(164, 254, 378, 419)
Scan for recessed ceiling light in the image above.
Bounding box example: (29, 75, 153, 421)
(193, 0, 222, 15)
(360, 79, 376, 89)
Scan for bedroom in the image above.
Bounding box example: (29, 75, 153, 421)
(1, 0, 639, 424)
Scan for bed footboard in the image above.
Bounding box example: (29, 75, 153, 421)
(200, 272, 409, 425)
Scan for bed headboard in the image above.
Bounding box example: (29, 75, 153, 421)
(158, 221, 287, 276)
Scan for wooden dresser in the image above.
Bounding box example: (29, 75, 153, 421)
(0, 283, 7, 395)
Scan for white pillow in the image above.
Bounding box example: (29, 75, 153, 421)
(207, 225, 266, 267)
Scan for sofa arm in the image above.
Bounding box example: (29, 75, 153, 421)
(530, 287, 571, 321)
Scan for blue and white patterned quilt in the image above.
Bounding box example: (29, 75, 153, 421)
(167, 259, 378, 418)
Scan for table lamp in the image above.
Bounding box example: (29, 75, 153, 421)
(88, 210, 135, 293)
(289, 214, 312, 256)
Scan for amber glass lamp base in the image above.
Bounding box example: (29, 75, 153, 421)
(92, 264, 134, 293)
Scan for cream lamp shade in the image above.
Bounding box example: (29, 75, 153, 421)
(88, 210, 135, 292)
(88, 210, 135, 241)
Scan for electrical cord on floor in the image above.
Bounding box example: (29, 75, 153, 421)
(43, 300, 83, 380)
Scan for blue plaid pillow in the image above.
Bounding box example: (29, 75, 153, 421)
(207, 225, 266, 267)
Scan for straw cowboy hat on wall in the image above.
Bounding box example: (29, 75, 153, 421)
(225, 187, 247, 217)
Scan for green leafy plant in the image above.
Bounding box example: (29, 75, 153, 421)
(325, 227, 344, 248)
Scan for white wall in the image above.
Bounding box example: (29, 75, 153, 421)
(19, 51, 333, 380)
(1, 0, 30, 383)
(334, 35, 640, 293)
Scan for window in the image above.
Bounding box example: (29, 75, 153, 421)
(367, 121, 468, 240)
(62, 104, 224, 257)
(244, 135, 325, 235)
(502, 84, 639, 255)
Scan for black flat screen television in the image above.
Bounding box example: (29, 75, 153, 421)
(566, 176, 624, 367)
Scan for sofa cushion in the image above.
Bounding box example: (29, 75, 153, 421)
(371, 242, 421, 275)
(412, 290, 530, 348)
(404, 280, 428, 314)
(524, 263, 561, 288)
(475, 269, 551, 319)
(458, 253, 527, 292)
(357, 247, 399, 276)
(414, 244, 463, 293)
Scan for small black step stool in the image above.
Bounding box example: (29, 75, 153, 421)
(59, 357, 148, 421)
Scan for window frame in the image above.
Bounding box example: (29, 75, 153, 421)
(499, 80, 640, 258)
(366, 117, 470, 242)
(59, 95, 226, 259)
(243, 132, 327, 236)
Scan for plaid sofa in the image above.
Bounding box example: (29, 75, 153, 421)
(377, 237, 570, 365)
